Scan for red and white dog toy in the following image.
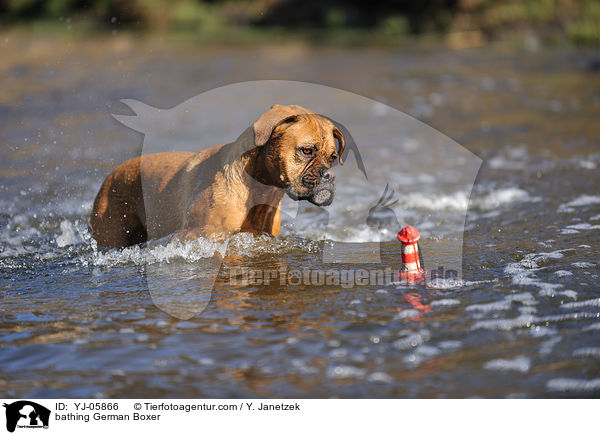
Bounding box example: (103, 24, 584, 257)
(397, 225, 426, 283)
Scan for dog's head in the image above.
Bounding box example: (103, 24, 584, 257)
(252, 104, 345, 206)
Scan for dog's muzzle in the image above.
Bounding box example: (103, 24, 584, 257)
(309, 170, 335, 206)
(287, 170, 336, 207)
(307, 170, 336, 207)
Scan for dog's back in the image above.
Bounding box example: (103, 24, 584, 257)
(89, 151, 196, 247)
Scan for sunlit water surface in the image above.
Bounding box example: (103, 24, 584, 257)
(1, 37, 599, 397)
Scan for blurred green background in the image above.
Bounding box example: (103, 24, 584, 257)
(1, 0, 599, 46)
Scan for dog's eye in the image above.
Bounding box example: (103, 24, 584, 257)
(301, 147, 314, 156)
(329, 154, 337, 163)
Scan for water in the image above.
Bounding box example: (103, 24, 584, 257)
(1, 35, 599, 398)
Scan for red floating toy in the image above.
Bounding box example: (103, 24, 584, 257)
(397, 225, 426, 283)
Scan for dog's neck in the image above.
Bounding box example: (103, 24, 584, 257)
(220, 128, 284, 197)
(215, 128, 285, 234)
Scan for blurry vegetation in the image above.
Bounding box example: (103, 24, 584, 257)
(0, 0, 599, 46)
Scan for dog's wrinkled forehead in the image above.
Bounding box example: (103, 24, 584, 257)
(253, 104, 345, 163)
(277, 114, 332, 143)
(253, 104, 316, 147)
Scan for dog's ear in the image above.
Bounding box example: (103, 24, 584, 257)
(253, 104, 313, 147)
(332, 126, 345, 165)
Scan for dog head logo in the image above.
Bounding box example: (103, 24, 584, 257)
(3, 401, 50, 433)
(109, 80, 481, 319)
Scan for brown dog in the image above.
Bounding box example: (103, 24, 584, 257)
(89, 104, 345, 248)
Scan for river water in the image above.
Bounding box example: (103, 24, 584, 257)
(1, 34, 599, 397)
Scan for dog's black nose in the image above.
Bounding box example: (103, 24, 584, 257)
(322, 170, 335, 182)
